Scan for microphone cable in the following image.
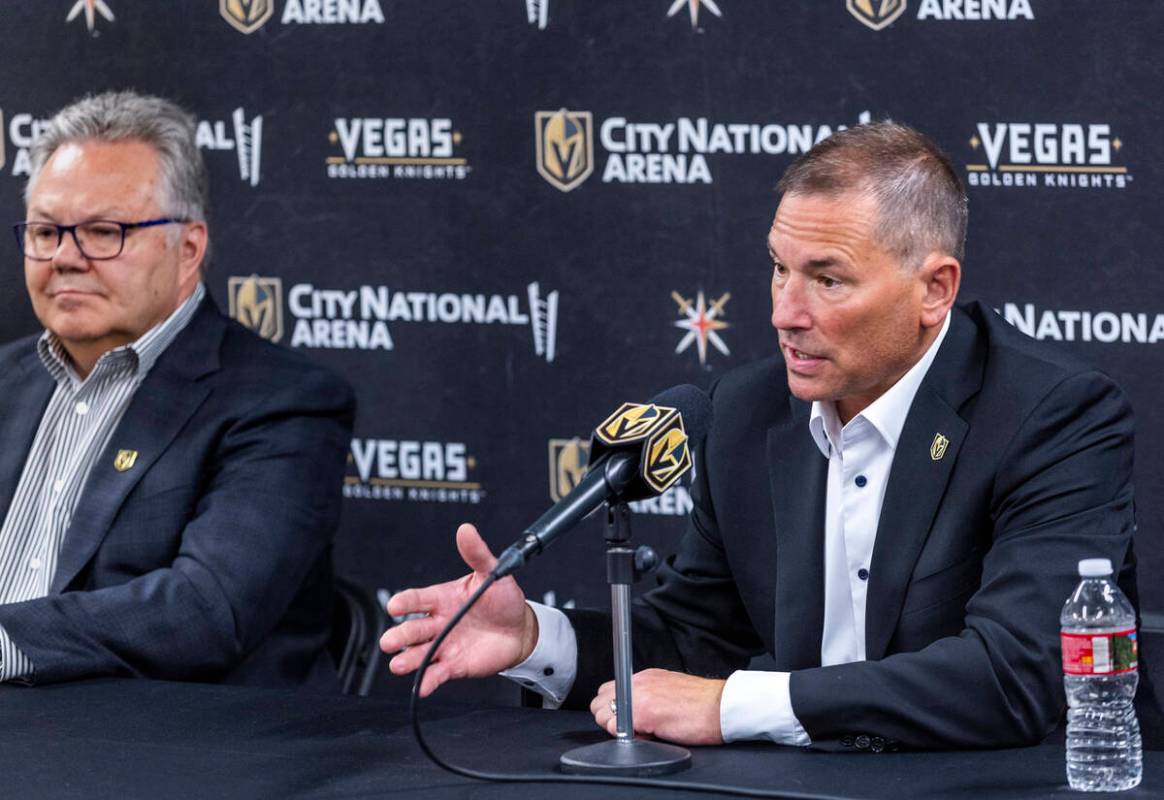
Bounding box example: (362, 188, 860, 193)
(408, 571, 859, 800)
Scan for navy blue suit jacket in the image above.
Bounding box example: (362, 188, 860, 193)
(0, 296, 355, 688)
(565, 301, 1138, 750)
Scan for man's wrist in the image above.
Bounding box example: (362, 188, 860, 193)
(515, 603, 540, 668)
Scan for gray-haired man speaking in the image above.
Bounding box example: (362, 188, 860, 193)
(0, 91, 354, 688)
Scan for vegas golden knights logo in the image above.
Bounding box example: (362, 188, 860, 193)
(597, 403, 667, 445)
(113, 449, 138, 472)
(228, 275, 284, 342)
(930, 433, 950, 461)
(847, 0, 907, 30)
(535, 109, 594, 192)
(548, 438, 591, 502)
(644, 422, 691, 494)
(221, 0, 274, 34)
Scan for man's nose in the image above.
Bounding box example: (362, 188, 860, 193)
(771, 276, 810, 331)
(51, 229, 90, 271)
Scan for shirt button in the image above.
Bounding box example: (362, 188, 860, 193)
(543, 666, 555, 677)
(75, 401, 90, 415)
(29, 557, 43, 571)
(855, 475, 867, 488)
(858, 568, 869, 581)
(52, 479, 65, 493)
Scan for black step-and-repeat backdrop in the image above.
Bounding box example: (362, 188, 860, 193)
(1, 3, 1160, 687)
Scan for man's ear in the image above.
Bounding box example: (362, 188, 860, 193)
(917, 251, 960, 328)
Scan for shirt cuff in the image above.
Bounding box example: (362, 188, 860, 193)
(498, 601, 577, 708)
(0, 624, 34, 684)
(720, 670, 811, 746)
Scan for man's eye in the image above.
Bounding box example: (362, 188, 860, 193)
(819, 276, 841, 288)
(30, 226, 57, 242)
(83, 224, 121, 240)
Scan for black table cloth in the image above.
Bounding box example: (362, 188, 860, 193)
(2, 679, 1160, 799)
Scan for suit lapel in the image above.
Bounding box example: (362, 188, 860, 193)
(52, 299, 224, 592)
(864, 307, 985, 660)
(0, 346, 55, 519)
(768, 398, 828, 670)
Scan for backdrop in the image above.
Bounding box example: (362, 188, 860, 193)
(0, 1, 1160, 693)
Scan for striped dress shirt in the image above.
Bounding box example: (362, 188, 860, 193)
(0, 283, 205, 681)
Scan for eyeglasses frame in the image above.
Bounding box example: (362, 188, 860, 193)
(12, 217, 190, 261)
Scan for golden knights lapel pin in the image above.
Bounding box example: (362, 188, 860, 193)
(929, 433, 950, 462)
(113, 449, 139, 472)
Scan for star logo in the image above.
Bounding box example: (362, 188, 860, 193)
(666, 0, 723, 28)
(672, 290, 731, 365)
(67, 0, 115, 34)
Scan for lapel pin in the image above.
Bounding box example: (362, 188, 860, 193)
(113, 449, 139, 472)
(929, 433, 950, 462)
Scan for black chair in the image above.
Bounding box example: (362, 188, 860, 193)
(331, 576, 387, 696)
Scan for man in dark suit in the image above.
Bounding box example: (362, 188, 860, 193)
(380, 122, 1136, 749)
(0, 91, 354, 689)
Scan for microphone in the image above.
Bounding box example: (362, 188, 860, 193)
(490, 384, 712, 579)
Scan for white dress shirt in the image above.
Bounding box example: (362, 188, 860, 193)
(504, 312, 951, 744)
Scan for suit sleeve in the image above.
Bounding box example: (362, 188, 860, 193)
(0, 365, 355, 684)
(790, 369, 1135, 751)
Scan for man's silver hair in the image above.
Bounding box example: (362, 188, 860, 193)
(25, 91, 209, 226)
(777, 120, 968, 268)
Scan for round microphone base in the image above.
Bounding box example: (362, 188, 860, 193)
(559, 738, 691, 776)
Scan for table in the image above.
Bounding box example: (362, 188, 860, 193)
(2, 679, 1159, 799)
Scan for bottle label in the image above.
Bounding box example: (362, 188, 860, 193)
(1061, 629, 1138, 675)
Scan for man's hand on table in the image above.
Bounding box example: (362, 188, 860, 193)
(590, 668, 726, 746)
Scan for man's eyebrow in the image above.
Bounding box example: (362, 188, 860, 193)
(804, 257, 842, 270)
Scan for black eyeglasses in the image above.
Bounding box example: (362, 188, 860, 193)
(12, 218, 188, 261)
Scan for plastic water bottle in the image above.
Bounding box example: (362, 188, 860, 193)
(1061, 558, 1141, 791)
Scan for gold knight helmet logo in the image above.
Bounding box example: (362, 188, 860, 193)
(847, 0, 908, 30)
(597, 403, 666, 445)
(535, 109, 594, 192)
(228, 275, 284, 342)
(548, 438, 591, 502)
(221, 0, 274, 34)
(644, 423, 691, 494)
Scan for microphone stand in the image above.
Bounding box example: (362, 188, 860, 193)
(559, 502, 692, 776)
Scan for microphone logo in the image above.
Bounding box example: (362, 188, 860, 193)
(594, 401, 694, 495)
(597, 403, 666, 444)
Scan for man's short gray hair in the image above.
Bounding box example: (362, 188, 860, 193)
(777, 121, 968, 268)
(25, 91, 209, 225)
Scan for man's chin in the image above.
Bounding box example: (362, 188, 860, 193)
(785, 372, 834, 404)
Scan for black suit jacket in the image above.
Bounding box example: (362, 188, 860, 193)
(0, 296, 355, 689)
(566, 301, 1137, 750)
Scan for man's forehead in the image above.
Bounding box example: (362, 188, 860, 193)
(772, 187, 877, 231)
(28, 139, 161, 213)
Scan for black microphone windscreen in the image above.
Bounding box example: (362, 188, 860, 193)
(649, 384, 713, 445)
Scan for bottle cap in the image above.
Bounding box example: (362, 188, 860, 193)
(1078, 558, 1113, 577)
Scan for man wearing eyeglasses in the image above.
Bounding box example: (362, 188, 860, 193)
(0, 91, 355, 688)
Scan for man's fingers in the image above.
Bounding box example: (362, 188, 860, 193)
(380, 615, 441, 656)
(419, 661, 451, 697)
(589, 694, 606, 717)
(456, 523, 498, 574)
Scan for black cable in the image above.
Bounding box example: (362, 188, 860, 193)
(408, 574, 860, 800)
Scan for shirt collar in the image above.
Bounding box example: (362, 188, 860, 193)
(808, 311, 952, 457)
(38, 282, 206, 388)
